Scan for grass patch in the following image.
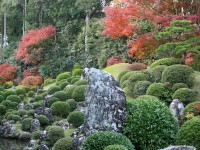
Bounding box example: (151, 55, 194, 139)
(64, 128, 76, 137)
(15, 123, 23, 133)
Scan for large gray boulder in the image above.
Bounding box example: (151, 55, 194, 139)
(161, 146, 197, 150)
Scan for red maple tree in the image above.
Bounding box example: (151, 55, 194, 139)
(0, 63, 18, 83)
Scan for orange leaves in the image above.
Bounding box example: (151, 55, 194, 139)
(0, 63, 18, 83)
(20, 76, 43, 87)
(16, 26, 56, 64)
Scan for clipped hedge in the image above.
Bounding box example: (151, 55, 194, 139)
(53, 91, 68, 101)
(150, 58, 183, 68)
(72, 85, 86, 102)
(53, 137, 73, 150)
(3, 90, 16, 99)
(150, 65, 167, 82)
(56, 72, 71, 82)
(22, 118, 33, 131)
(67, 111, 84, 127)
(118, 71, 130, 82)
(72, 69, 83, 76)
(36, 115, 49, 126)
(47, 126, 65, 146)
(172, 83, 189, 92)
(48, 86, 61, 95)
(104, 145, 128, 150)
(51, 101, 70, 118)
(146, 83, 165, 99)
(133, 81, 151, 96)
(184, 101, 200, 120)
(66, 99, 77, 112)
(64, 85, 78, 99)
(73, 79, 87, 86)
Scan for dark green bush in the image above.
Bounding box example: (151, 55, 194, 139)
(15, 88, 26, 96)
(73, 79, 87, 86)
(150, 65, 167, 82)
(120, 71, 135, 86)
(64, 85, 78, 99)
(37, 89, 44, 94)
(135, 95, 159, 101)
(59, 81, 69, 90)
(48, 86, 61, 95)
(47, 126, 65, 146)
(34, 95, 43, 102)
(133, 81, 151, 96)
(12, 115, 21, 122)
(161, 65, 194, 86)
(172, 83, 189, 92)
(41, 92, 48, 98)
(121, 81, 128, 88)
(67, 111, 84, 127)
(56, 79, 68, 86)
(28, 91, 35, 97)
(0, 95, 4, 103)
(44, 79, 56, 86)
(53, 91, 68, 101)
(1, 100, 17, 110)
(6, 95, 22, 103)
(56, 72, 71, 82)
(66, 99, 77, 112)
(53, 137, 73, 150)
(123, 98, 178, 150)
(184, 101, 200, 120)
(0, 104, 6, 115)
(146, 83, 165, 99)
(30, 87, 36, 92)
(72, 69, 83, 76)
(33, 102, 42, 109)
(3, 90, 16, 99)
(104, 145, 128, 150)
(172, 88, 198, 105)
(4, 111, 14, 119)
(71, 78, 80, 84)
(49, 97, 60, 107)
(118, 70, 130, 82)
(176, 117, 200, 149)
(18, 109, 28, 117)
(72, 85, 86, 102)
(191, 52, 200, 71)
(31, 131, 41, 140)
(22, 118, 33, 131)
(150, 58, 183, 68)
(82, 131, 135, 150)
(51, 101, 70, 118)
(27, 109, 35, 117)
(36, 115, 49, 126)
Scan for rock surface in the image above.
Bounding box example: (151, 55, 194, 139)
(170, 99, 184, 122)
(161, 146, 197, 150)
(30, 119, 40, 132)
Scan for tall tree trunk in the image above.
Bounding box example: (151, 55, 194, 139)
(1, 16, 4, 48)
(23, 0, 27, 35)
(3, 11, 7, 47)
(85, 11, 91, 53)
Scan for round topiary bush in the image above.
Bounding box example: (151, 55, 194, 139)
(51, 101, 70, 118)
(150, 58, 183, 68)
(44, 78, 56, 86)
(56, 72, 71, 82)
(15, 88, 26, 96)
(184, 101, 200, 120)
(73, 79, 87, 86)
(31, 131, 41, 140)
(72, 85, 86, 102)
(120, 71, 135, 86)
(67, 111, 84, 127)
(176, 117, 200, 149)
(18, 109, 28, 117)
(6, 95, 22, 103)
(1, 100, 17, 110)
(64, 85, 78, 99)
(123, 98, 178, 150)
(118, 70, 130, 82)
(53, 91, 68, 101)
(172, 88, 198, 105)
(56, 79, 68, 86)
(71, 78, 80, 84)
(135, 95, 159, 101)
(49, 97, 60, 107)
(104, 145, 128, 150)
(28, 91, 35, 97)
(34, 95, 43, 102)
(66, 99, 77, 112)
(3, 90, 16, 99)
(22, 118, 33, 131)
(72, 69, 83, 76)
(27, 109, 35, 117)
(0, 104, 6, 115)
(53, 137, 73, 150)
(161, 65, 194, 86)
(133, 81, 151, 96)
(172, 83, 189, 92)
(59, 81, 69, 90)
(12, 115, 21, 122)
(48, 86, 61, 95)
(36, 115, 49, 126)
(47, 126, 65, 146)
(0, 95, 4, 103)
(150, 65, 167, 82)
(146, 83, 165, 99)
(82, 131, 135, 150)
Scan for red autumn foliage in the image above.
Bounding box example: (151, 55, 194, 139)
(23, 67, 40, 78)
(195, 104, 200, 110)
(0, 63, 18, 83)
(185, 53, 194, 66)
(127, 63, 147, 71)
(16, 25, 56, 64)
(128, 33, 159, 59)
(20, 76, 43, 87)
(106, 55, 123, 66)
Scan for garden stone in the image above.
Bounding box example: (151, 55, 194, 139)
(35, 107, 52, 119)
(40, 144, 49, 150)
(18, 132, 31, 139)
(18, 102, 25, 110)
(54, 120, 70, 130)
(44, 95, 52, 107)
(30, 119, 40, 132)
(0, 121, 17, 136)
(170, 99, 184, 122)
(40, 130, 47, 140)
(27, 139, 37, 148)
(161, 146, 197, 150)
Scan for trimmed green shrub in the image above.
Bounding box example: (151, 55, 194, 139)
(82, 131, 135, 150)
(34, 95, 43, 102)
(72, 69, 83, 76)
(3, 90, 16, 99)
(37, 89, 44, 94)
(27, 109, 35, 117)
(133, 81, 151, 96)
(150, 58, 183, 68)
(64, 85, 78, 99)
(71, 78, 80, 84)
(4, 111, 14, 119)
(59, 81, 69, 90)
(53, 137, 73, 150)
(44, 78, 56, 86)
(0, 104, 6, 115)
(18, 109, 28, 117)
(51, 101, 70, 117)
(150, 65, 167, 82)
(172, 83, 189, 92)
(56, 79, 68, 86)
(1, 100, 17, 110)
(12, 115, 21, 122)
(66, 99, 77, 112)
(184, 101, 200, 120)
(73, 80, 87, 86)
(47, 126, 65, 146)
(0, 95, 4, 103)
(48, 86, 61, 95)
(123, 98, 178, 150)
(33, 102, 42, 109)
(72, 85, 86, 102)
(53, 91, 68, 101)
(36, 115, 49, 126)
(104, 145, 128, 150)
(120, 71, 135, 85)
(6, 95, 22, 103)
(22, 118, 33, 131)
(41, 92, 48, 98)
(172, 88, 198, 105)
(146, 83, 165, 99)
(56, 72, 71, 82)
(67, 111, 84, 127)
(117, 71, 129, 83)
(31, 131, 41, 140)
(176, 117, 200, 149)
(30, 87, 36, 92)
(121, 81, 128, 88)
(161, 65, 194, 86)
(49, 97, 59, 107)
(28, 91, 35, 97)
(135, 95, 159, 101)
(15, 88, 26, 96)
